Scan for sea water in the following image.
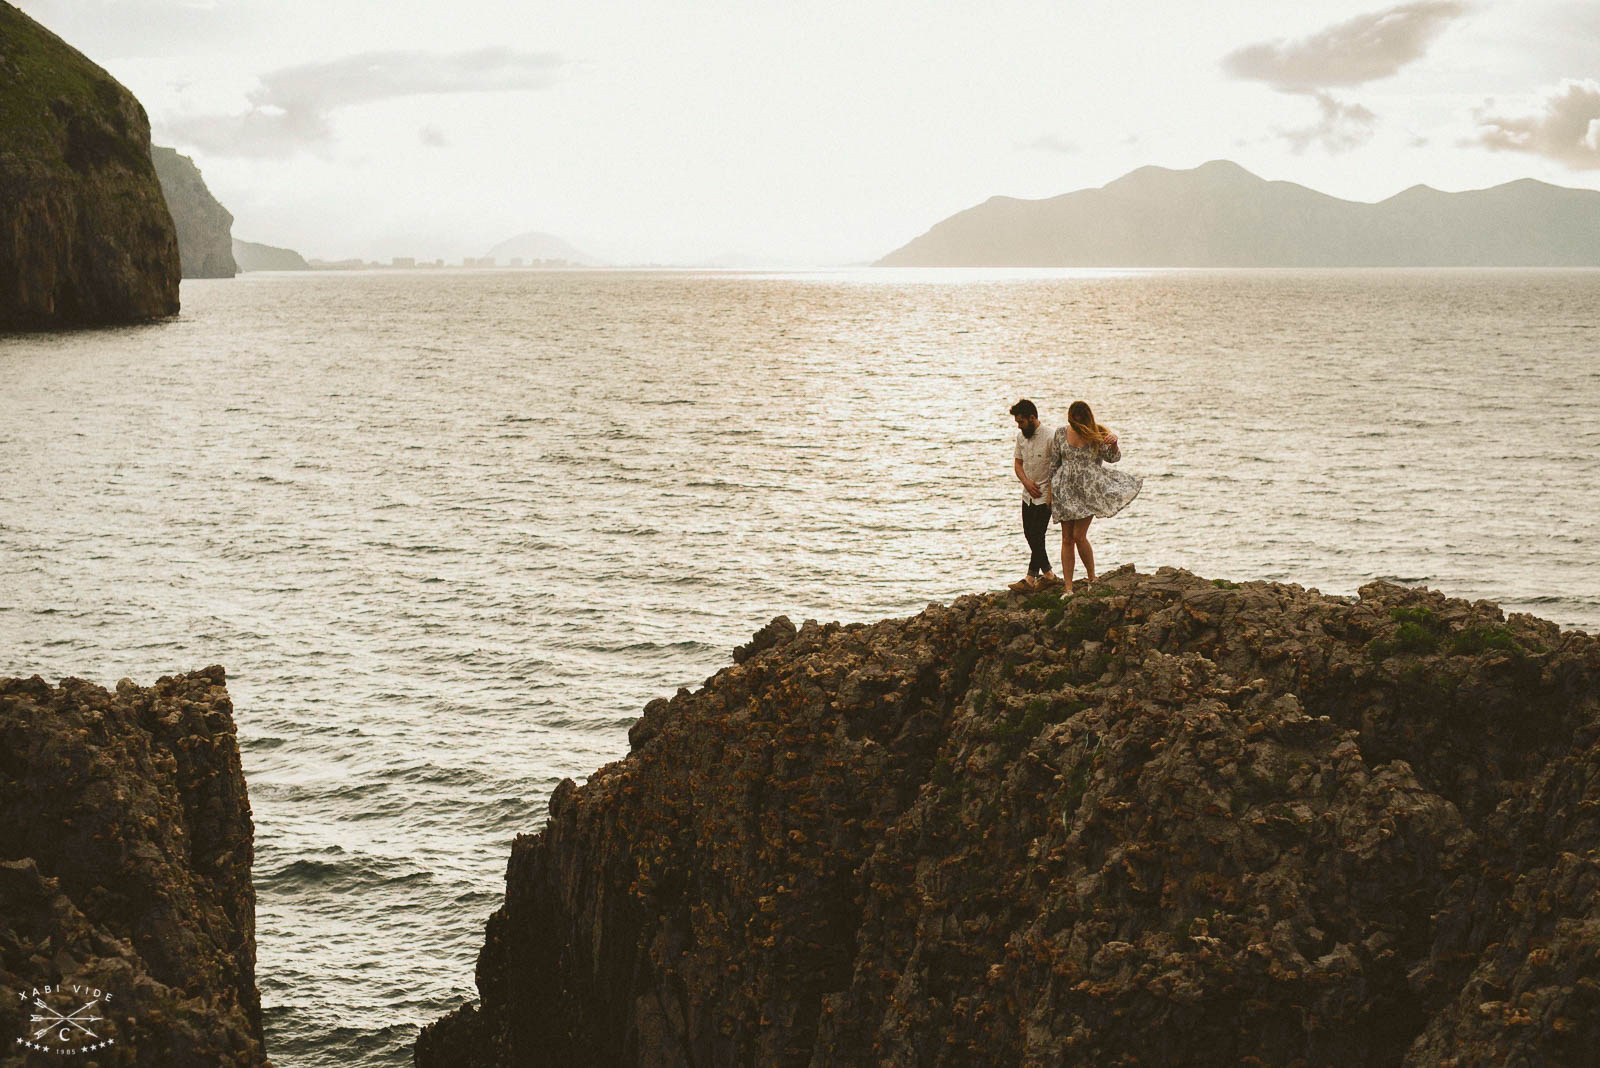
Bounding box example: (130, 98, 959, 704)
(2, 267, 1596, 1065)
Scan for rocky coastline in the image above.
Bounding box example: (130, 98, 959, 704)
(3, 571, 1595, 1065)
(0, 3, 180, 329)
(0, 668, 269, 1066)
(417, 566, 1600, 1066)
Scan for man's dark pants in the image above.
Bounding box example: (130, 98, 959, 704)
(1022, 501, 1052, 576)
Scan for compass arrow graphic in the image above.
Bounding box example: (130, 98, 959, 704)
(31, 998, 102, 1040)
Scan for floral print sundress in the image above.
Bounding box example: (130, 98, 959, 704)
(1046, 427, 1143, 523)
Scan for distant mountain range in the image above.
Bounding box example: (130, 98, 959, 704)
(877, 160, 1600, 267)
(484, 231, 600, 266)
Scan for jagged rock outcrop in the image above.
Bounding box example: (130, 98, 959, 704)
(150, 145, 236, 278)
(0, 3, 180, 329)
(418, 567, 1600, 1067)
(232, 238, 309, 272)
(0, 668, 270, 1066)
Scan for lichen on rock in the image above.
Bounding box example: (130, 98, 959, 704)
(418, 567, 1600, 1067)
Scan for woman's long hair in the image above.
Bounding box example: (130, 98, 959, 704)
(1067, 400, 1109, 444)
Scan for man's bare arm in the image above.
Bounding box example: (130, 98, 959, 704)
(1014, 457, 1040, 498)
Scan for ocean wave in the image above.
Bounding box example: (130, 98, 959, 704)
(264, 854, 434, 893)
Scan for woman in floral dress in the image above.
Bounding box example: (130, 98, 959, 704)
(1046, 400, 1142, 591)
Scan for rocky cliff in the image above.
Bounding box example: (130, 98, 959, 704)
(0, 668, 270, 1066)
(150, 145, 237, 278)
(417, 567, 1600, 1066)
(0, 4, 180, 329)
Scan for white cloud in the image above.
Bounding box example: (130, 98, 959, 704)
(1279, 92, 1379, 153)
(1473, 79, 1600, 169)
(162, 48, 562, 157)
(1222, 2, 1469, 91)
(1221, 3, 1469, 155)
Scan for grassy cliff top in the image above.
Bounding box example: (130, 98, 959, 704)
(0, 3, 149, 170)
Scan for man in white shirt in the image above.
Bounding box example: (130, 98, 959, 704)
(1009, 398, 1059, 591)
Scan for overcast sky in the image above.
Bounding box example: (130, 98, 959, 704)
(21, 0, 1600, 264)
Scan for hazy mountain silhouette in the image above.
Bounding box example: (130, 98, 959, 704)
(232, 238, 310, 271)
(877, 160, 1600, 267)
(484, 231, 600, 265)
(150, 145, 236, 278)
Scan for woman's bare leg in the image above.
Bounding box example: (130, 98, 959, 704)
(1060, 528, 1076, 591)
(1073, 517, 1095, 582)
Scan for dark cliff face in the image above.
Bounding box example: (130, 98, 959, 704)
(418, 567, 1600, 1067)
(0, 4, 180, 329)
(151, 145, 237, 278)
(0, 667, 270, 1066)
